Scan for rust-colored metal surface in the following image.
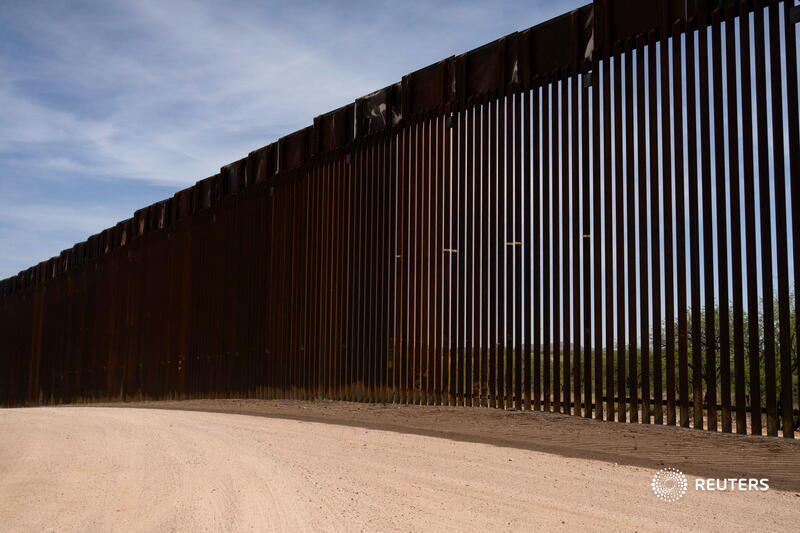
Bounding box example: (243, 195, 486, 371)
(1, 0, 799, 438)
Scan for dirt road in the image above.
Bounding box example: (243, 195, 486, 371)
(1, 400, 799, 532)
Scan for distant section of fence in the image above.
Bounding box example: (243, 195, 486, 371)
(1, 0, 799, 438)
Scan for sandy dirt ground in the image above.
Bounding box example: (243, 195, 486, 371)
(1, 400, 799, 532)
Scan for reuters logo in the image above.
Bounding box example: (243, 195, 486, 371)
(651, 468, 688, 502)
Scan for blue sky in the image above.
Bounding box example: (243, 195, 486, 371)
(0, 0, 587, 278)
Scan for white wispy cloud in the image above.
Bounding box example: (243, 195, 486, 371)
(0, 0, 585, 277)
